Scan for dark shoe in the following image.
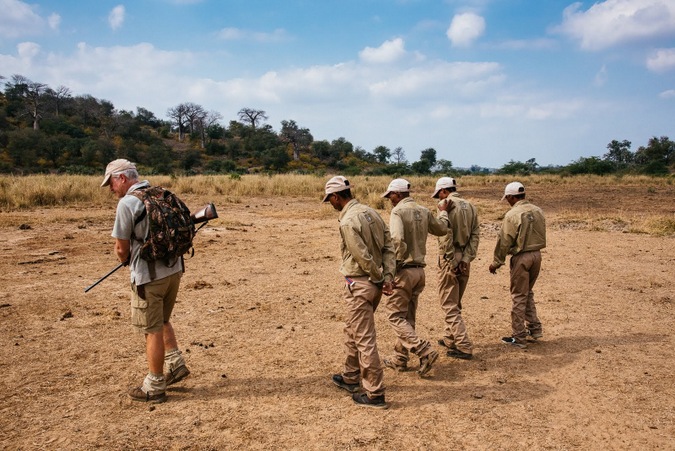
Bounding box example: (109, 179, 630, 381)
(447, 349, 473, 360)
(382, 357, 407, 372)
(165, 365, 190, 386)
(418, 350, 439, 376)
(352, 392, 388, 409)
(128, 386, 167, 404)
(501, 337, 527, 349)
(332, 374, 360, 393)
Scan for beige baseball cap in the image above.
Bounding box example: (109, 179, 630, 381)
(101, 159, 136, 187)
(322, 176, 352, 202)
(501, 181, 525, 200)
(431, 177, 457, 198)
(382, 178, 411, 198)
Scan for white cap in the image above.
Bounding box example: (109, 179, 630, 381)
(382, 178, 411, 198)
(502, 181, 525, 200)
(101, 159, 136, 187)
(322, 176, 352, 202)
(431, 177, 457, 198)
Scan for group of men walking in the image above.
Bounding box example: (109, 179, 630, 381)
(100, 159, 546, 408)
(324, 175, 547, 409)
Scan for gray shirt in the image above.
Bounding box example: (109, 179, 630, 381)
(112, 180, 183, 285)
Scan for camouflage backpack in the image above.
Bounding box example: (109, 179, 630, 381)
(131, 186, 196, 264)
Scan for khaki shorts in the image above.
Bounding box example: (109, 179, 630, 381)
(131, 272, 182, 333)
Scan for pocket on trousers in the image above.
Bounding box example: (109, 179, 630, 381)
(131, 295, 148, 328)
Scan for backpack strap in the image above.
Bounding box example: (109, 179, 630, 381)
(129, 187, 157, 280)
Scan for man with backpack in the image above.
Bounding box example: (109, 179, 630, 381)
(102, 159, 191, 403)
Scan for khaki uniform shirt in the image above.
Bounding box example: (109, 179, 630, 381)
(338, 199, 395, 283)
(437, 193, 480, 265)
(492, 200, 546, 268)
(390, 197, 449, 268)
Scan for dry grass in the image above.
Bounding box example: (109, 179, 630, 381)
(1, 173, 673, 235)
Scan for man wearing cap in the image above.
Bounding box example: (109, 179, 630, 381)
(102, 159, 190, 403)
(432, 177, 479, 360)
(489, 181, 546, 349)
(323, 175, 395, 409)
(382, 178, 452, 376)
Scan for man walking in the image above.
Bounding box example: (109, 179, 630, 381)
(102, 159, 190, 403)
(324, 176, 395, 409)
(489, 181, 546, 349)
(432, 177, 479, 360)
(382, 178, 451, 376)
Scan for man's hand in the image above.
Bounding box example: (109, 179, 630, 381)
(438, 199, 456, 213)
(382, 281, 395, 296)
(489, 264, 499, 274)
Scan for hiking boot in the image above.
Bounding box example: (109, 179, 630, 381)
(447, 349, 473, 360)
(501, 337, 527, 349)
(417, 350, 439, 376)
(437, 339, 457, 351)
(128, 386, 167, 404)
(332, 374, 360, 393)
(528, 331, 543, 340)
(352, 392, 388, 409)
(165, 365, 190, 386)
(382, 357, 408, 372)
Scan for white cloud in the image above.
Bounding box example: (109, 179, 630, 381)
(0, 0, 51, 38)
(659, 89, 675, 99)
(17, 41, 41, 59)
(216, 27, 289, 43)
(47, 13, 61, 31)
(646, 48, 675, 72)
(446, 12, 485, 47)
(555, 0, 675, 51)
(359, 38, 406, 64)
(108, 5, 125, 31)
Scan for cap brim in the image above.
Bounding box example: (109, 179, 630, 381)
(382, 190, 393, 198)
(101, 173, 112, 187)
(431, 189, 441, 198)
(322, 192, 331, 202)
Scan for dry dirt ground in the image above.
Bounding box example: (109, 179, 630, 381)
(1, 184, 674, 450)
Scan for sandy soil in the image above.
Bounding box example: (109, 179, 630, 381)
(1, 184, 674, 450)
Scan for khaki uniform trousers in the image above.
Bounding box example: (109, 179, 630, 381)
(386, 267, 432, 366)
(438, 251, 473, 354)
(509, 250, 543, 342)
(341, 276, 385, 397)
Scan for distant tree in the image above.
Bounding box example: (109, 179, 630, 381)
(391, 147, 406, 165)
(279, 119, 313, 160)
(498, 158, 538, 175)
(433, 159, 453, 174)
(194, 110, 223, 148)
(166, 103, 190, 141)
(634, 136, 674, 173)
(48, 85, 72, 118)
(6, 75, 49, 130)
(603, 139, 633, 168)
(566, 156, 614, 175)
(372, 145, 391, 164)
(411, 148, 437, 174)
(237, 107, 268, 130)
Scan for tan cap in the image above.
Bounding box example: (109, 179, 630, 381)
(322, 176, 352, 202)
(382, 178, 411, 198)
(431, 177, 457, 198)
(101, 159, 136, 187)
(501, 181, 525, 200)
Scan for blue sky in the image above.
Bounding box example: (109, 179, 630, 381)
(1, 0, 674, 168)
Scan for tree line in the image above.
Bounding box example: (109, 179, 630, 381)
(0, 74, 672, 176)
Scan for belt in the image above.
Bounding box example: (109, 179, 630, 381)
(401, 264, 424, 269)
